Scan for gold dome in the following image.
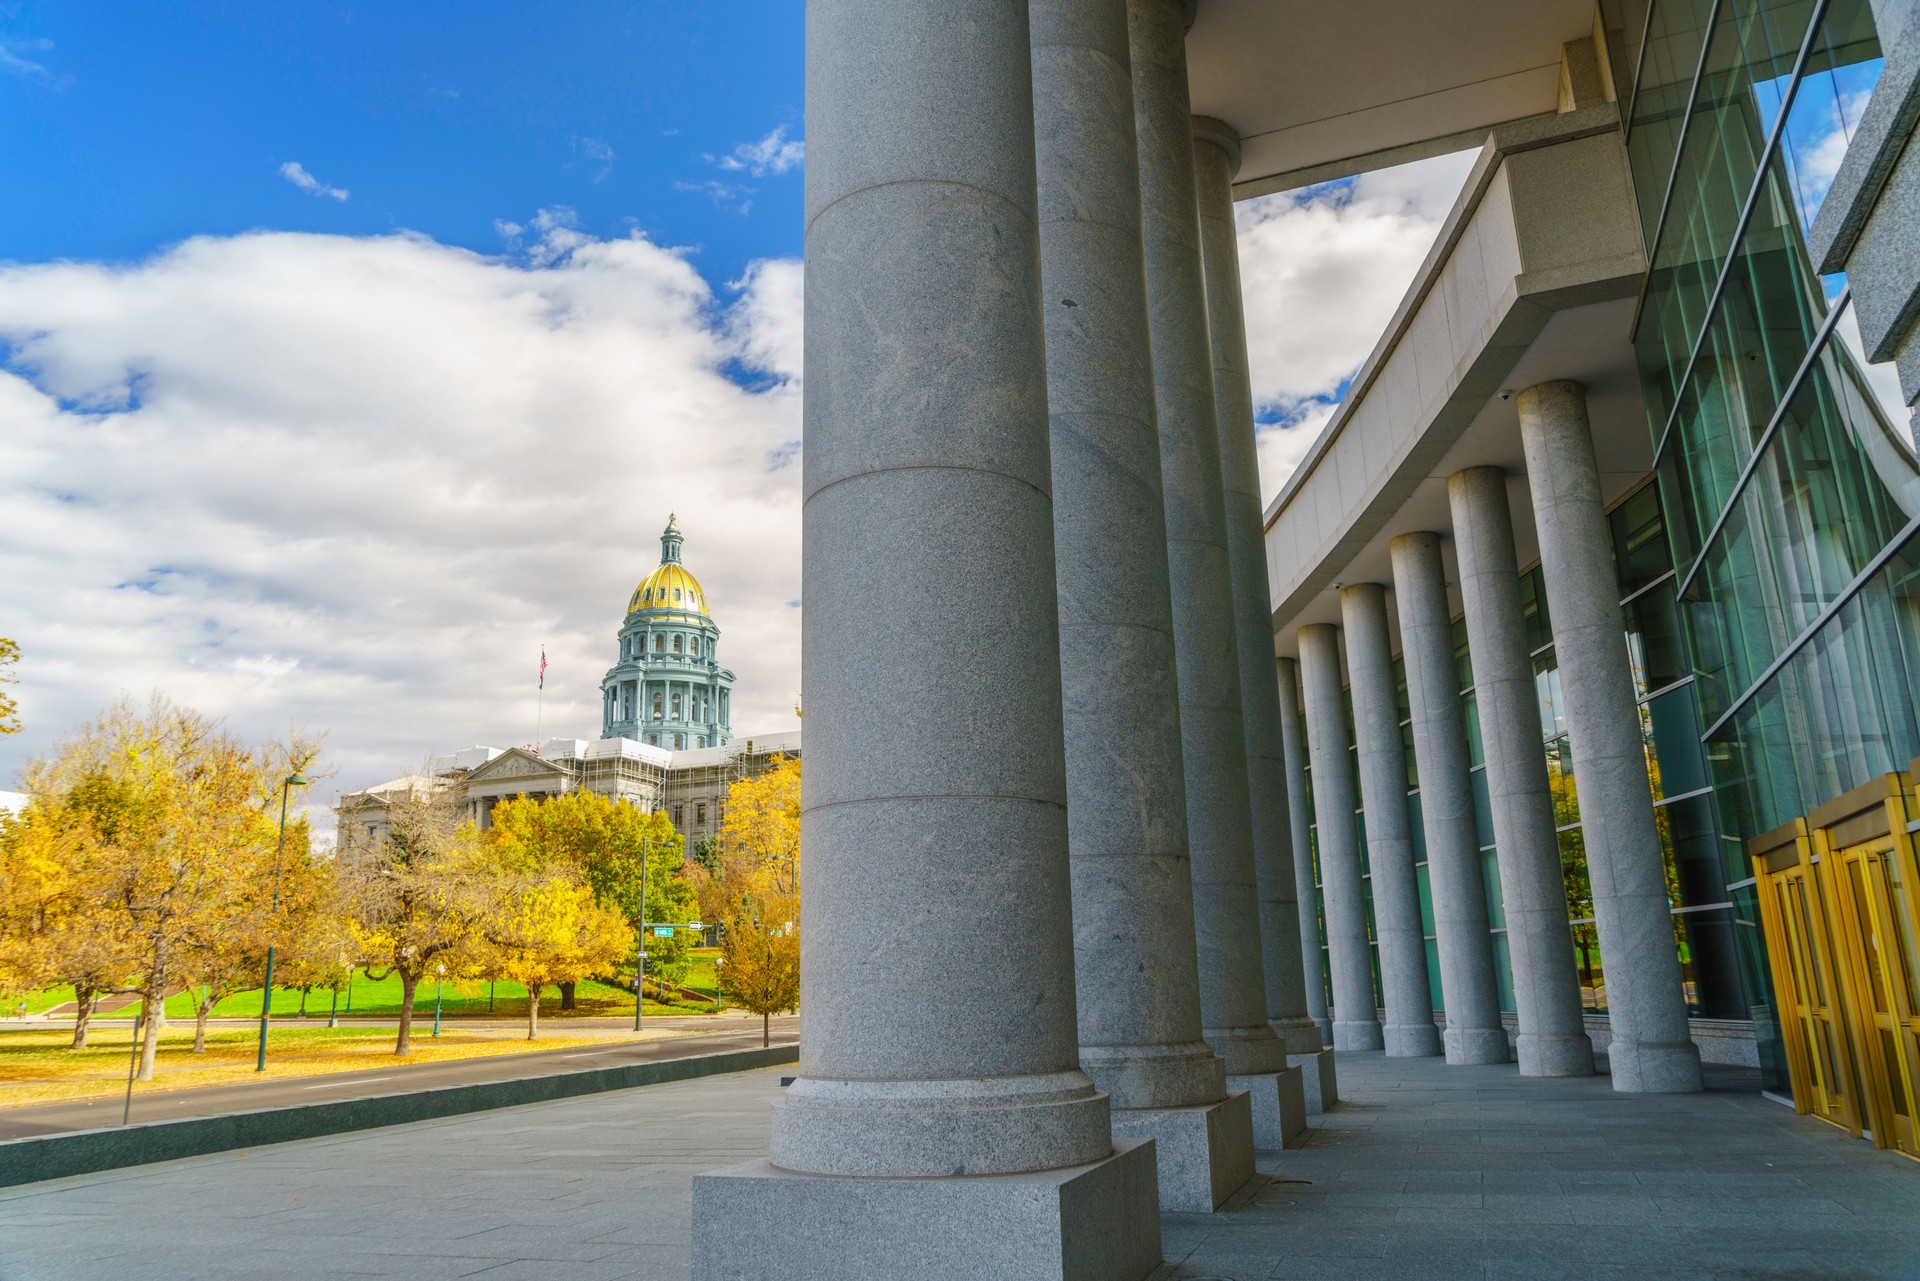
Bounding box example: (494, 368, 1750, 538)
(627, 563, 710, 617)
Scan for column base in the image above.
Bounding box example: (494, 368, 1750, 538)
(1383, 1021, 1444, 1058)
(1442, 1025, 1511, 1066)
(1109, 1092, 1254, 1213)
(1228, 1067, 1306, 1150)
(1516, 1029, 1596, 1078)
(1269, 1015, 1325, 1057)
(1289, 1048, 1338, 1113)
(1607, 1038, 1704, 1094)
(692, 1139, 1164, 1281)
(1332, 1018, 1383, 1051)
(1311, 1015, 1331, 1045)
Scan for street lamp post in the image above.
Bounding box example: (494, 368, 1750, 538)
(433, 963, 446, 1037)
(633, 838, 650, 1033)
(255, 772, 309, 1073)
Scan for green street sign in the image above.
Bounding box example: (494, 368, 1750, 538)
(653, 927, 673, 937)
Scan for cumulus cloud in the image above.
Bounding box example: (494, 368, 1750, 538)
(0, 218, 804, 816)
(714, 125, 804, 177)
(1237, 148, 1479, 504)
(279, 161, 350, 202)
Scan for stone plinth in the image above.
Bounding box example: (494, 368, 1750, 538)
(693, 1140, 1163, 1281)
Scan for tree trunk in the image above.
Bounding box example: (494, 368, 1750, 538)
(395, 972, 418, 1056)
(70, 988, 94, 1050)
(193, 1001, 212, 1053)
(299, 988, 309, 1018)
(559, 981, 576, 1011)
(137, 986, 164, 1082)
(762, 1011, 769, 1048)
(527, 986, 541, 1040)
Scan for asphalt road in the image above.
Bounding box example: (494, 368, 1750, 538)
(0, 1015, 799, 1141)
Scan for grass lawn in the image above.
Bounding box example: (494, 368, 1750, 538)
(23, 949, 726, 1023)
(0, 1023, 663, 1108)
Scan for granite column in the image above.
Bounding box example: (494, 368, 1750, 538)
(1297, 623, 1385, 1051)
(1516, 380, 1703, 1094)
(1447, 466, 1595, 1079)
(1128, 0, 1300, 1149)
(1276, 656, 1331, 1046)
(693, 3, 1162, 1275)
(1339, 583, 1444, 1058)
(1389, 532, 1509, 1066)
(1032, 0, 1253, 1209)
(1191, 113, 1332, 1104)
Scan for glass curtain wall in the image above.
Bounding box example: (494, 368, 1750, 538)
(1620, 0, 1918, 1091)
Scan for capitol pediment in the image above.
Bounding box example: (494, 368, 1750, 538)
(466, 748, 567, 784)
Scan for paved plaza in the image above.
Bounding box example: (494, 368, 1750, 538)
(0, 1054, 1915, 1281)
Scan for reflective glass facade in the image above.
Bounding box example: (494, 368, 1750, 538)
(1622, 0, 1919, 1092)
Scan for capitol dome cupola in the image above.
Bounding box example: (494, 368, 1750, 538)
(601, 515, 734, 750)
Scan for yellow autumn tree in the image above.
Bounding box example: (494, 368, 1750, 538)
(338, 777, 487, 1055)
(0, 800, 136, 1048)
(19, 697, 318, 1080)
(690, 753, 801, 928)
(485, 790, 695, 996)
(0, 637, 19, 736)
(717, 900, 799, 1048)
(481, 874, 632, 1038)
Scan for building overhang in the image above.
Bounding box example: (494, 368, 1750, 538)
(1259, 106, 1649, 659)
(1187, 0, 1622, 195)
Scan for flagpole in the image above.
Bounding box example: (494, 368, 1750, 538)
(536, 644, 546, 750)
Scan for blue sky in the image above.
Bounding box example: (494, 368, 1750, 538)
(0, 1, 804, 283)
(0, 6, 1472, 805)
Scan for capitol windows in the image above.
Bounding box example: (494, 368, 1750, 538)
(673, 804, 684, 825)
(654, 634, 665, 652)
(672, 692, 684, 718)
(675, 734, 686, 750)
(696, 802, 707, 825)
(652, 691, 664, 719)
(675, 588, 683, 602)
(674, 635, 683, 654)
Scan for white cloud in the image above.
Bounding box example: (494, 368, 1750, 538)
(0, 38, 61, 85)
(675, 178, 755, 216)
(574, 136, 616, 184)
(1236, 149, 1479, 504)
(0, 218, 804, 818)
(279, 161, 350, 202)
(713, 125, 804, 177)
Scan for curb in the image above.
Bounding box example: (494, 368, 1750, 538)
(0, 1041, 798, 1189)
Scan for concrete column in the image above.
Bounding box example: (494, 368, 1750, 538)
(1446, 466, 1596, 1079)
(1338, 583, 1444, 1058)
(1031, 0, 1252, 1211)
(1297, 623, 1384, 1051)
(694, 3, 1161, 1275)
(1129, 0, 1301, 1151)
(1517, 381, 1704, 1095)
(1275, 657, 1330, 1043)
(1389, 532, 1509, 1066)
(1190, 116, 1327, 1080)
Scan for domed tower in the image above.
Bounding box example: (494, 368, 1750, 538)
(601, 515, 735, 749)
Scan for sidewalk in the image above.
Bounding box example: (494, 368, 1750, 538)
(1, 1051, 1915, 1280)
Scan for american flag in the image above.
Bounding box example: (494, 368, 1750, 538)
(539, 646, 547, 690)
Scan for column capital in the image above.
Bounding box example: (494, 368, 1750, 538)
(1191, 114, 1242, 177)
